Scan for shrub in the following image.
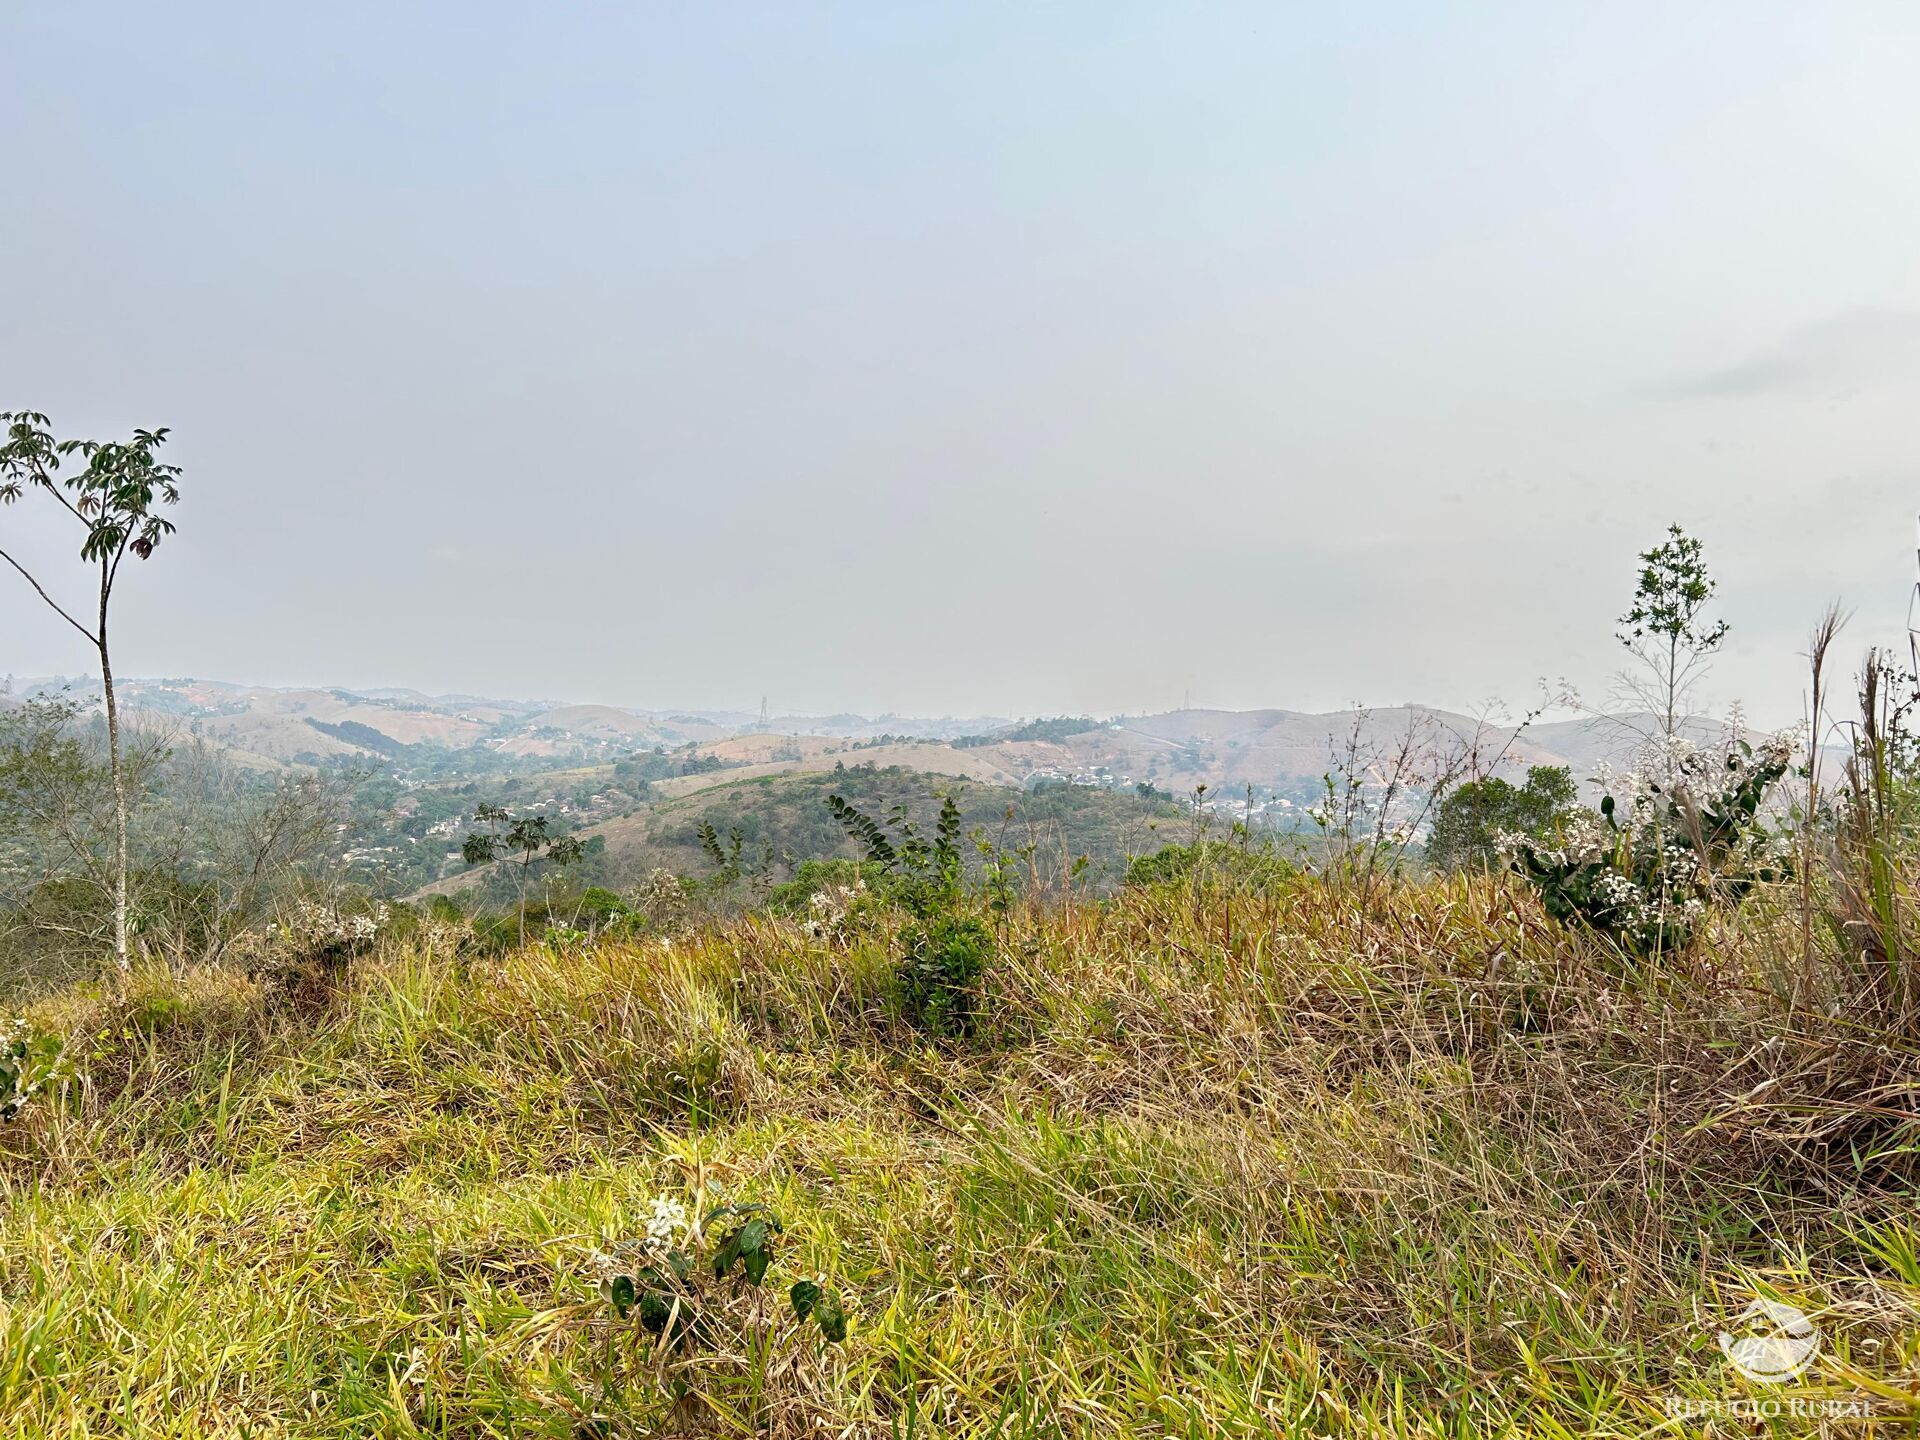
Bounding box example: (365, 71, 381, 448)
(575, 886, 630, 924)
(1509, 734, 1791, 956)
(592, 1195, 847, 1360)
(231, 899, 392, 980)
(625, 869, 702, 935)
(0, 1016, 64, 1119)
(225, 898, 396, 1013)
(827, 790, 998, 1036)
(570, 885, 644, 938)
(898, 911, 993, 1037)
(1427, 765, 1580, 872)
(1123, 839, 1293, 891)
(768, 858, 889, 917)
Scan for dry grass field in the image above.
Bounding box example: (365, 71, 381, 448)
(3, 860, 1917, 1437)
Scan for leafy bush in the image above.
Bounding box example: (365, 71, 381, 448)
(241, 899, 392, 974)
(226, 898, 397, 1009)
(0, 1017, 64, 1120)
(622, 869, 702, 935)
(1509, 735, 1792, 956)
(1123, 839, 1294, 892)
(768, 858, 888, 916)
(568, 885, 645, 939)
(898, 910, 994, 1037)
(593, 1196, 847, 1357)
(1427, 765, 1580, 872)
(575, 886, 630, 923)
(827, 790, 998, 1036)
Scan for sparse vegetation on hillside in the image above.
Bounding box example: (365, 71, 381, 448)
(619, 766, 1184, 897)
(1122, 836, 1294, 891)
(6, 779, 1920, 1434)
(953, 715, 1101, 747)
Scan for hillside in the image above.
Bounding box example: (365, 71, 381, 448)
(12, 676, 1691, 799)
(7, 676, 1732, 902)
(590, 765, 1186, 888)
(951, 707, 1662, 798)
(5, 868, 1915, 1435)
(416, 765, 1189, 903)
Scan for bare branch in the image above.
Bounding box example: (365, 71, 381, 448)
(0, 546, 98, 645)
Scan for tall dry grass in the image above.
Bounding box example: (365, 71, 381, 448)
(9, 691, 1920, 1437)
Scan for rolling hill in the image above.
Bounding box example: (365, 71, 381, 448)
(10, 674, 1711, 794)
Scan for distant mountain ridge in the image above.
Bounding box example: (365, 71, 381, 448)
(0, 675, 1707, 796)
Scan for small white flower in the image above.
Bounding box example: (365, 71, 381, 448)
(644, 1194, 689, 1248)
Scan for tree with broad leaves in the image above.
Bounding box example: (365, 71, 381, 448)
(1617, 523, 1729, 742)
(0, 411, 182, 970)
(1427, 764, 1579, 872)
(460, 802, 588, 946)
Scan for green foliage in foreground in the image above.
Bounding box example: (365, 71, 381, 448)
(0, 1018, 62, 1119)
(766, 857, 891, 916)
(1512, 737, 1792, 956)
(896, 909, 993, 1038)
(828, 789, 995, 1037)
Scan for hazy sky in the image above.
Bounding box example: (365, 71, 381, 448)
(3, 3, 1916, 722)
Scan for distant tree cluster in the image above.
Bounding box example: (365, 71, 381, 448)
(1428, 766, 1579, 872)
(953, 716, 1100, 748)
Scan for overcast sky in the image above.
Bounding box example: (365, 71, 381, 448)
(2, 3, 1915, 722)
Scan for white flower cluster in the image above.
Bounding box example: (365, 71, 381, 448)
(0, 1017, 62, 1119)
(589, 1193, 694, 1290)
(1507, 725, 1795, 951)
(803, 881, 867, 942)
(265, 901, 391, 950)
(419, 918, 469, 953)
(645, 1194, 689, 1248)
(626, 870, 694, 932)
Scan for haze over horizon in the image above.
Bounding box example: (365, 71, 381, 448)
(5, 3, 1916, 723)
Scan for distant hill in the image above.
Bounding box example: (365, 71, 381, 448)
(6, 677, 1012, 773)
(7, 675, 1732, 803)
(9, 674, 1772, 904)
(924, 707, 1702, 817)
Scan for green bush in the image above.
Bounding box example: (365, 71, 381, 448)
(767, 858, 890, 917)
(595, 1196, 848, 1358)
(1510, 736, 1791, 956)
(1427, 766, 1579, 872)
(0, 1017, 63, 1120)
(898, 911, 993, 1038)
(1123, 840, 1293, 891)
(826, 790, 998, 1037)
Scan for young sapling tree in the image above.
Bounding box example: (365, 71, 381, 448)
(0, 411, 182, 970)
(1618, 524, 1729, 741)
(461, 802, 588, 945)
